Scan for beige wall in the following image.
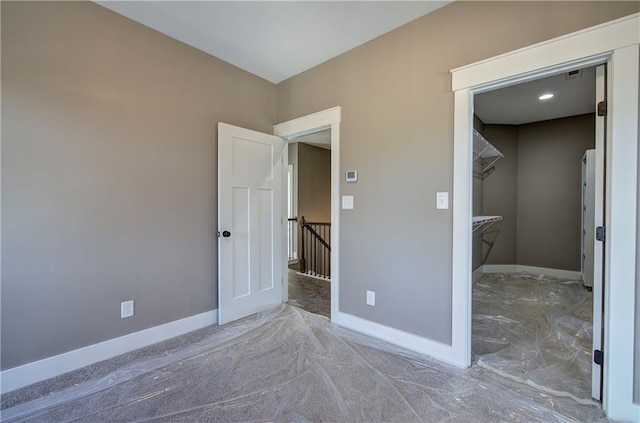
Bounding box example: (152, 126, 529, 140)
(1, 1, 276, 369)
(276, 2, 638, 343)
(2, 0, 637, 371)
(482, 125, 519, 266)
(472, 116, 485, 271)
(635, 49, 640, 403)
(297, 143, 331, 223)
(481, 115, 595, 271)
(517, 114, 595, 270)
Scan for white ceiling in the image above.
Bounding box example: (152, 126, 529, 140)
(96, 1, 450, 84)
(294, 129, 331, 150)
(475, 67, 596, 125)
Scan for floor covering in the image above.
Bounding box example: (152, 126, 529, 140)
(287, 268, 330, 318)
(473, 272, 594, 403)
(1, 272, 603, 422)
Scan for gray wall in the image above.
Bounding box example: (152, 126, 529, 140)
(2, 1, 637, 370)
(276, 2, 636, 344)
(472, 116, 485, 271)
(482, 114, 595, 271)
(297, 143, 331, 223)
(517, 114, 595, 270)
(1, 2, 276, 370)
(635, 49, 640, 404)
(482, 125, 519, 265)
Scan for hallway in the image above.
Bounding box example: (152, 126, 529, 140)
(287, 267, 330, 318)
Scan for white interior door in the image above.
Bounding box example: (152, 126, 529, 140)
(591, 64, 606, 400)
(218, 123, 285, 325)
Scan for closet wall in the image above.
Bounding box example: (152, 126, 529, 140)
(472, 116, 485, 271)
(516, 114, 595, 270)
(479, 113, 595, 271)
(481, 126, 518, 267)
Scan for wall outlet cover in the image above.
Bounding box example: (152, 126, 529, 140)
(366, 290, 375, 306)
(121, 300, 134, 319)
(342, 195, 354, 210)
(436, 192, 449, 209)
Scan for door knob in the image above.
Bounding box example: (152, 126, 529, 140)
(222, 231, 231, 238)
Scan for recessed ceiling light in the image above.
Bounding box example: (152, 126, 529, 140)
(539, 93, 554, 100)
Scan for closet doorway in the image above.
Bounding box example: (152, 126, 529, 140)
(471, 65, 605, 403)
(285, 132, 332, 318)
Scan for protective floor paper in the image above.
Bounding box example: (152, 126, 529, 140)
(2, 303, 605, 422)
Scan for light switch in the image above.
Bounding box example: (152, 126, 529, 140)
(342, 195, 354, 209)
(437, 192, 449, 209)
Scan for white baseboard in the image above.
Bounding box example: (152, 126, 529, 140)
(481, 264, 582, 281)
(1, 309, 218, 394)
(333, 311, 465, 368)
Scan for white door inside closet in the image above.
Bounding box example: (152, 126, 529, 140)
(591, 64, 605, 401)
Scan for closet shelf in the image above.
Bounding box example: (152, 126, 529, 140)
(473, 129, 503, 174)
(473, 215, 503, 232)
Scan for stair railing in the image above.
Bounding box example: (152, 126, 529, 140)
(299, 216, 331, 279)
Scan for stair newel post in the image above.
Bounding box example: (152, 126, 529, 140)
(300, 216, 307, 274)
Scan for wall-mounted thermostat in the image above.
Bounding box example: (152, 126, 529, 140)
(346, 170, 358, 183)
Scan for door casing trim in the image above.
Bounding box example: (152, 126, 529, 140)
(451, 13, 640, 420)
(274, 107, 341, 321)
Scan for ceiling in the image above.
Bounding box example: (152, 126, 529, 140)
(96, 1, 450, 84)
(475, 67, 597, 125)
(294, 129, 331, 150)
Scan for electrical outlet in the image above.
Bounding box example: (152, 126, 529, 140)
(121, 300, 134, 318)
(366, 290, 376, 306)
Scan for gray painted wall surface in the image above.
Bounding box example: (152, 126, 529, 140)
(276, 1, 636, 344)
(635, 50, 640, 403)
(481, 125, 518, 266)
(516, 114, 595, 270)
(1, 2, 276, 370)
(472, 116, 485, 271)
(297, 143, 331, 223)
(481, 114, 595, 270)
(2, 1, 637, 369)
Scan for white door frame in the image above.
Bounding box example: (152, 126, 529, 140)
(274, 107, 341, 321)
(451, 14, 639, 421)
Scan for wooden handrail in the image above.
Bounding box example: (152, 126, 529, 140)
(300, 217, 331, 251)
(299, 216, 331, 278)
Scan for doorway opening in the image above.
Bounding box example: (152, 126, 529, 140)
(286, 130, 332, 318)
(470, 65, 604, 403)
(274, 106, 342, 323)
(451, 16, 639, 418)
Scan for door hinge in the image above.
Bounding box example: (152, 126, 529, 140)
(597, 101, 607, 117)
(594, 349, 603, 366)
(595, 226, 605, 242)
